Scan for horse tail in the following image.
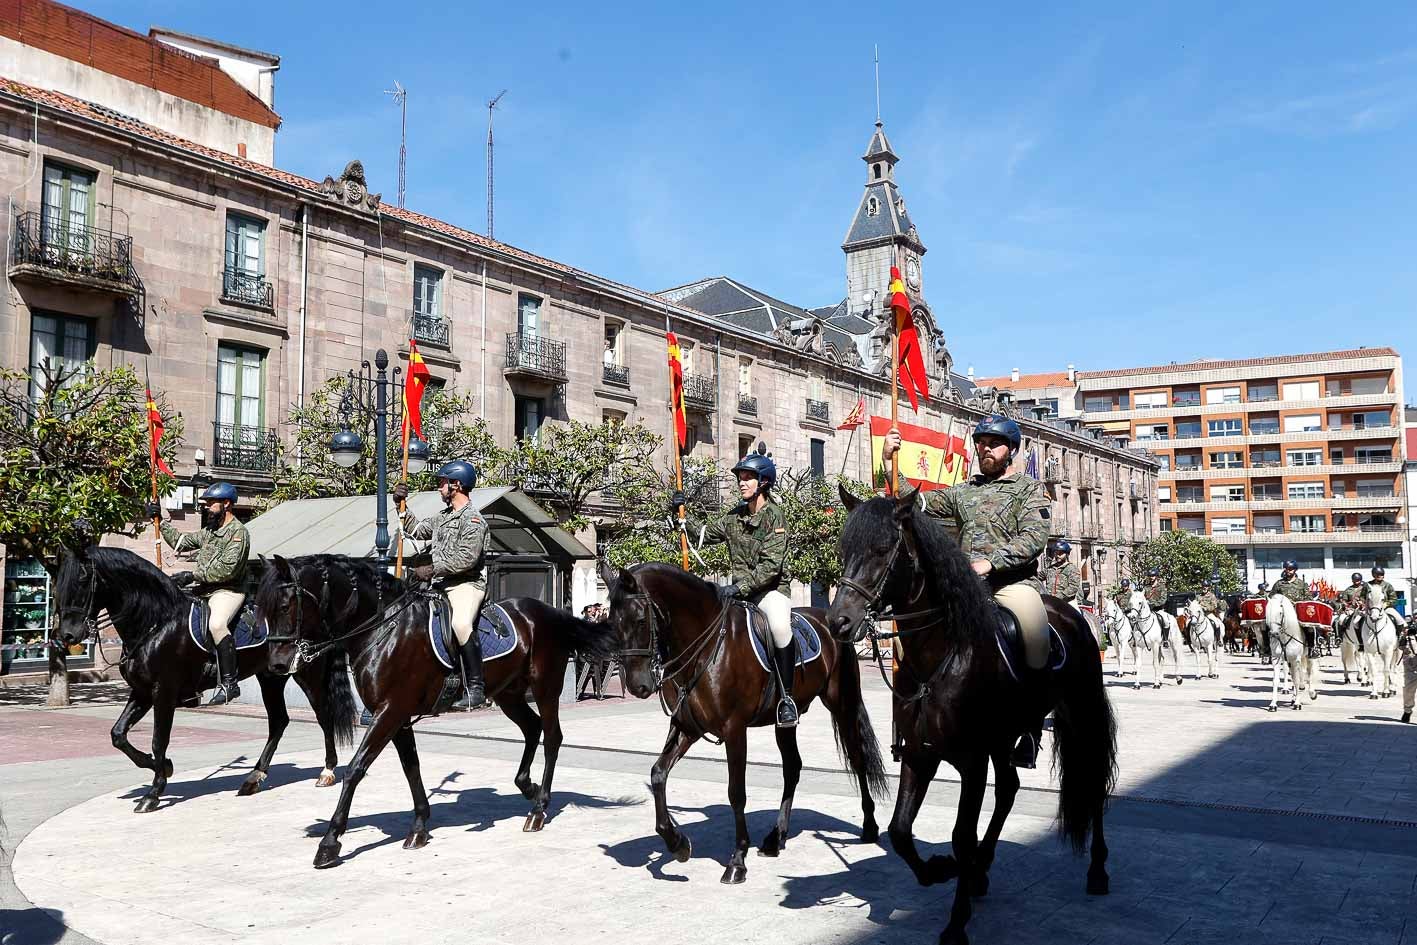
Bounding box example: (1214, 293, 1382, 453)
(830, 643, 889, 799)
(322, 649, 357, 748)
(1051, 643, 1118, 854)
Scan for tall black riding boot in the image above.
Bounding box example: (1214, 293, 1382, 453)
(453, 633, 486, 711)
(1010, 724, 1043, 769)
(207, 635, 241, 706)
(1304, 627, 1320, 659)
(773, 641, 799, 728)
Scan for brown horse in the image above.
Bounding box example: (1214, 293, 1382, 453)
(828, 486, 1117, 945)
(257, 554, 617, 868)
(600, 560, 887, 886)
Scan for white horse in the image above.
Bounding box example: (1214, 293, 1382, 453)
(1264, 595, 1315, 711)
(1102, 598, 1137, 676)
(1123, 591, 1182, 689)
(1182, 599, 1221, 680)
(1335, 604, 1371, 688)
(1358, 583, 1400, 699)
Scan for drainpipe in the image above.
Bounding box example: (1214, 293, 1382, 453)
(480, 258, 489, 414)
(296, 201, 309, 464)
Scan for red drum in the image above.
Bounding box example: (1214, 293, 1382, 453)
(1240, 598, 1268, 622)
(1295, 600, 1334, 627)
(1080, 605, 1097, 615)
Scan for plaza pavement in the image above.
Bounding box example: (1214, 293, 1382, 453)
(1, 650, 1415, 945)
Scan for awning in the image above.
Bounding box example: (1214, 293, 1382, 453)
(245, 486, 594, 561)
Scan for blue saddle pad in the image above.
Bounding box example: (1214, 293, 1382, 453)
(745, 609, 822, 673)
(429, 601, 517, 671)
(188, 599, 266, 653)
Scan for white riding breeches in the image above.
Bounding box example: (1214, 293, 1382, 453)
(206, 589, 244, 645)
(994, 583, 1050, 670)
(446, 582, 487, 646)
(757, 590, 793, 649)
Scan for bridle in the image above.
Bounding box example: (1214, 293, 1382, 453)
(266, 561, 420, 667)
(612, 590, 666, 687)
(835, 521, 945, 643)
(58, 556, 99, 640)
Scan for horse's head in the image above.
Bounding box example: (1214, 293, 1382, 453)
(54, 545, 99, 647)
(599, 559, 662, 699)
(256, 555, 333, 675)
(1125, 590, 1147, 620)
(1364, 582, 1386, 616)
(827, 482, 920, 644)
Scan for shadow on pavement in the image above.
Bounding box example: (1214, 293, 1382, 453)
(0, 906, 68, 945)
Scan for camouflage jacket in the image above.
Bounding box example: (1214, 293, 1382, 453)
(161, 517, 249, 589)
(1338, 584, 1368, 609)
(1268, 576, 1311, 603)
(1112, 586, 1135, 608)
(1143, 579, 1168, 608)
(1040, 561, 1080, 600)
(401, 501, 490, 588)
(922, 473, 1050, 592)
(1368, 579, 1399, 608)
(1196, 591, 1222, 616)
(692, 500, 790, 600)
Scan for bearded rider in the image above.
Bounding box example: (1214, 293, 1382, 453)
(883, 414, 1053, 769)
(147, 482, 249, 705)
(1268, 560, 1319, 657)
(672, 451, 798, 728)
(393, 460, 491, 711)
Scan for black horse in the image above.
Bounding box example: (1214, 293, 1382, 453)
(601, 560, 887, 886)
(828, 486, 1118, 945)
(256, 554, 618, 868)
(54, 546, 356, 812)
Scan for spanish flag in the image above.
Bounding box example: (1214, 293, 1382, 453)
(403, 340, 432, 441)
(890, 266, 929, 411)
(869, 415, 967, 492)
(837, 397, 867, 431)
(145, 388, 173, 476)
(667, 331, 687, 449)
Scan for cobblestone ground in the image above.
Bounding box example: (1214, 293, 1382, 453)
(2, 650, 1414, 945)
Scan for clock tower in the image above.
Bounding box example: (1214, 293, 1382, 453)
(842, 120, 926, 320)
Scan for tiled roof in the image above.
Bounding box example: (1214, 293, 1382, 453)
(2, 0, 279, 128)
(973, 371, 1073, 390)
(1076, 348, 1399, 381)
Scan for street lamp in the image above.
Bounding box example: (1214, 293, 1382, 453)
(406, 435, 430, 474)
(329, 349, 405, 565)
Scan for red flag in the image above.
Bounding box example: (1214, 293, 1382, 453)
(890, 266, 929, 411)
(403, 340, 432, 441)
(666, 332, 687, 449)
(146, 388, 173, 476)
(837, 397, 866, 430)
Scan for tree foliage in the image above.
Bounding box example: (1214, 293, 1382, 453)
(1128, 530, 1241, 596)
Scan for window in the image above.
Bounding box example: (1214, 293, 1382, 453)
(514, 395, 544, 441)
(1250, 448, 1281, 467)
(1290, 515, 1325, 533)
(1207, 419, 1241, 437)
(1040, 399, 1059, 417)
(1358, 514, 1397, 531)
(1247, 383, 1278, 402)
(40, 162, 95, 256)
(1254, 514, 1283, 534)
(1209, 451, 1242, 469)
(737, 357, 752, 396)
(1210, 485, 1245, 502)
(1211, 517, 1247, 535)
(1330, 447, 1345, 465)
(517, 294, 540, 335)
(679, 339, 695, 375)
(738, 434, 755, 459)
(216, 344, 265, 450)
(1084, 396, 1113, 413)
(1156, 454, 1172, 471)
(603, 322, 622, 367)
(1177, 486, 1204, 502)
(1355, 447, 1392, 465)
(28, 312, 95, 398)
(1174, 420, 1202, 438)
(1287, 482, 1324, 500)
(1328, 376, 1387, 396)
(1249, 415, 1280, 435)
(1157, 486, 1172, 503)
(1178, 517, 1205, 533)
(1175, 451, 1202, 469)
(1205, 386, 1240, 405)
(1282, 413, 1321, 433)
(810, 439, 826, 478)
(1160, 519, 1174, 532)
(602, 408, 626, 425)
(1134, 391, 1167, 409)
(1283, 380, 1320, 401)
(1172, 388, 1201, 406)
(413, 264, 442, 319)
(1286, 449, 1321, 466)
(1252, 482, 1282, 500)
(1353, 410, 1391, 429)
(1255, 548, 1324, 569)
(1356, 480, 1394, 497)
(872, 163, 881, 180)
(1137, 423, 1169, 441)
(867, 196, 880, 216)
(1333, 545, 1401, 568)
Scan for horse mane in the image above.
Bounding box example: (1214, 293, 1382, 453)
(255, 554, 406, 628)
(626, 561, 718, 603)
(63, 546, 186, 628)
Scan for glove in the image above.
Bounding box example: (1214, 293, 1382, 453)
(145, 502, 162, 520)
(392, 482, 409, 503)
(669, 490, 687, 511)
(410, 564, 435, 582)
(718, 583, 741, 601)
(172, 571, 196, 588)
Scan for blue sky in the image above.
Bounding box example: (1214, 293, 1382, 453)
(92, 1, 1417, 381)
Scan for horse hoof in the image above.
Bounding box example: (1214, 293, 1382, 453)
(313, 845, 341, 869)
(402, 829, 429, 850)
(134, 796, 160, 814)
(517, 780, 540, 802)
(922, 854, 958, 886)
(236, 778, 261, 797)
(523, 811, 546, 833)
(1266, 705, 1277, 713)
(316, 771, 337, 788)
(721, 864, 747, 885)
(672, 836, 693, 863)
(1153, 684, 1161, 690)
(1177, 678, 1184, 686)
(1086, 871, 1110, 896)
(758, 830, 782, 857)
(1132, 683, 1140, 691)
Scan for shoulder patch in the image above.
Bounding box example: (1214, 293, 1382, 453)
(1039, 508, 1050, 519)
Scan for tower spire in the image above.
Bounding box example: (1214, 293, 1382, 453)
(874, 44, 881, 124)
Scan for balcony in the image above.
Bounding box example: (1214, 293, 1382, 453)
(9, 209, 144, 306)
(805, 399, 830, 424)
(1081, 390, 1399, 423)
(411, 312, 451, 349)
(738, 394, 758, 416)
(683, 373, 716, 412)
(213, 423, 278, 473)
(221, 267, 274, 311)
(602, 363, 631, 387)
(504, 331, 567, 384)
(1210, 528, 1405, 546)
(1042, 461, 1064, 484)
(1076, 473, 1099, 492)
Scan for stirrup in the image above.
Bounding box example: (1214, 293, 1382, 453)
(453, 684, 486, 711)
(775, 696, 799, 729)
(207, 682, 239, 706)
(1010, 733, 1038, 769)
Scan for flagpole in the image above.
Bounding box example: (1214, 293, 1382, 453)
(393, 416, 411, 579)
(146, 399, 162, 569)
(665, 317, 690, 571)
(890, 318, 900, 496)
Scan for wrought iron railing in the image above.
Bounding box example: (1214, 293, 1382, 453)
(505, 331, 567, 382)
(11, 209, 143, 296)
(1042, 461, 1064, 484)
(602, 363, 630, 387)
(221, 267, 274, 310)
(412, 313, 451, 348)
(683, 373, 716, 410)
(738, 394, 757, 416)
(805, 399, 830, 424)
(212, 423, 278, 472)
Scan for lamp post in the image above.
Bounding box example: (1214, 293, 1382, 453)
(328, 349, 429, 566)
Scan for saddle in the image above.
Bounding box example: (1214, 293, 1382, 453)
(186, 594, 266, 654)
(737, 602, 822, 673)
(425, 592, 517, 714)
(994, 605, 1065, 684)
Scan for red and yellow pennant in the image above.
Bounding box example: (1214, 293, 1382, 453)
(837, 397, 866, 431)
(145, 388, 173, 476)
(667, 331, 687, 449)
(890, 266, 929, 412)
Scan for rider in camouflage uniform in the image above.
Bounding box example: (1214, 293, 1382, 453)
(1366, 566, 1405, 636)
(1112, 578, 1134, 609)
(1337, 572, 1366, 638)
(884, 414, 1051, 768)
(1195, 580, 1224, 649)
(674, 451, 798, 728)
(1269, 560, 1319, 656)
(1040, 540, 1081, 603)
(147, 482, 249, 705)
(393, 460, 491, 710)
(1143, 569, 1168, 610)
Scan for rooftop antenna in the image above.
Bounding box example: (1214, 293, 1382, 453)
(384, 81, 407, 208)
(874, 44, 881, 123)
(486, 89, 507, 239)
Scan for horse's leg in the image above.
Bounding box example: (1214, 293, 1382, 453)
(941, 756, 988, 945)
(1087, 802, 1110, 895)
(1268, 644, 1282, 711)
(294, 668, 340, 788)
(973, 748, 1020, 898)
(134, 698, 176, 813)
(238, 673, 289, 796)
(759, 722, 802, 857)
(110, 695, 163, 774)
(1152, 640, 1163, 689)
(314, 707, 402, 868)
(651, 720, 699, 862)
(494, 691, 543, 804)
(390, 722, 432, 850)
(525, 684, 564, 832)
(888, 751, 955, 886)
(721, 723, 750, 885)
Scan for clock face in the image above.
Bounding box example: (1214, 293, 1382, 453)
(905, 256, 921, 290)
